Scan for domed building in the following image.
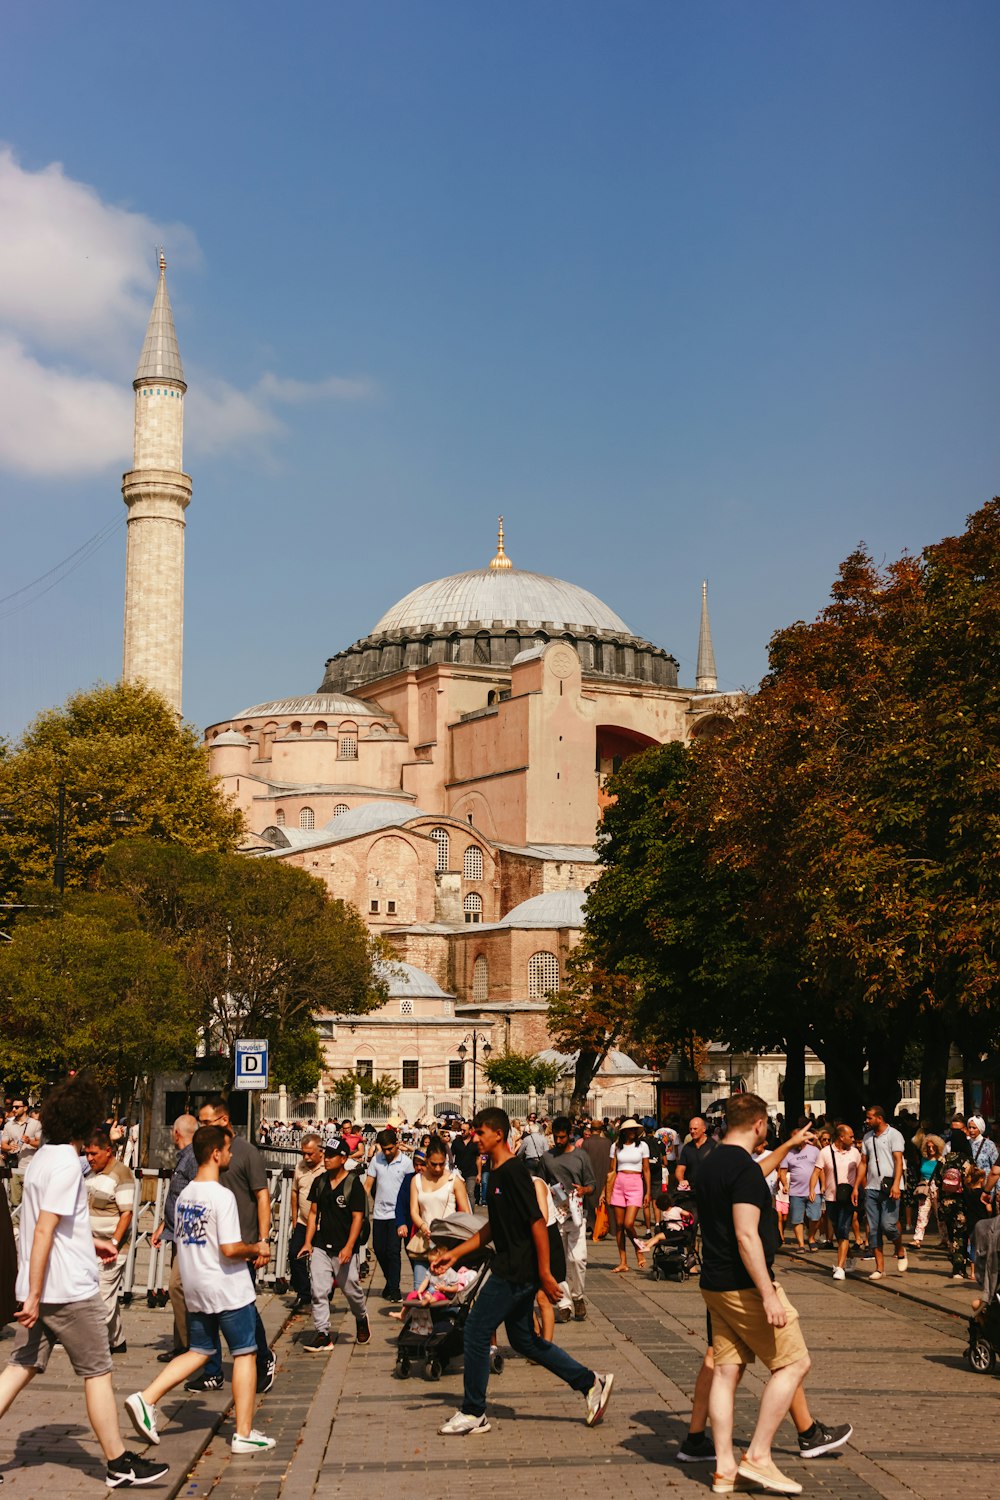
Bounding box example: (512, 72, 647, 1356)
(205, 524, 732, 1118)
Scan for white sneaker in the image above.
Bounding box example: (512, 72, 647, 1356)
(439, 1411, 491, 1436)
(585, 1372, 614, 1427)
(896, 1254, 908, 1273)
(231, 1429, 276, 1453)
(832, 1266, 846, 1280)
(868, 1270, 883, 1280)
(124, 1392, 159, 1445)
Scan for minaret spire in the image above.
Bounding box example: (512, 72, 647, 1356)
(695, 580, 718, 693)
(489, 515, 513, 571)
(121, 252, 192, 715)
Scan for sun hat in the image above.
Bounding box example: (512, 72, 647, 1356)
(619, 1117, 642, 1132)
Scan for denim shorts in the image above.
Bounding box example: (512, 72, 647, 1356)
(788, 1195, 823, 1227)
(187, 1301, 257, 1357)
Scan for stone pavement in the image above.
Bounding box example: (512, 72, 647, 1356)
(1, 1231, 995, 1498)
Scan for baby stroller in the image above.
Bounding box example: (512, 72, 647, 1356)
(650, 1223, 699, 1282)
(393, 1212, 504, 1382)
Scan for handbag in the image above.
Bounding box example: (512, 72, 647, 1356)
(831, 1146, 853, 1206)
(593, 1201, 609, 1241)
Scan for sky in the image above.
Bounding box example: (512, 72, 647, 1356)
(1, 4, 998, 740)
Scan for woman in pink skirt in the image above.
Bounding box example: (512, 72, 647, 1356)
(606, 1119, 651, 1273)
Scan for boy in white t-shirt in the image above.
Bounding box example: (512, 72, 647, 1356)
(0, 1074, 168, 1490)
(124, 1126, 276, 1456)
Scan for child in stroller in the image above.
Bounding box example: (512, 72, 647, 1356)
(646, 1187, 699, 1281)
(393, 1212, 504, 1382)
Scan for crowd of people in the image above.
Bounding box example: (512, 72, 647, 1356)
(1, 1084, 996, 1493)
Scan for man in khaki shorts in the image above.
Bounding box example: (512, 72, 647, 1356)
(695, 1094, 811, 1497)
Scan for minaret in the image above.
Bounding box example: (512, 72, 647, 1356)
(695, 580, 718, 693)
(121, 251, 191, 715)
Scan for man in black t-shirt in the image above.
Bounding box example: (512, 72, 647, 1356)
(674, 1115, 717, 1192)
(430, 1107, 614, 1437)
(300, 1138, 371, 1353)
(452, 1122, 481, 1206)
(695, 1095, 811, 1496)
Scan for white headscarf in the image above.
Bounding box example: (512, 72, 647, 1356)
(968, 1115, 987, 1135)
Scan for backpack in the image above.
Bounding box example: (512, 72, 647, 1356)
(940, 1160, 963, 1196)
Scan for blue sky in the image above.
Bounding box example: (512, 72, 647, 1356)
(1, 3, 997, 739)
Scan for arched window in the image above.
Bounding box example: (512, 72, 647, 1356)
(289, 721, 302, 735)
(332, 803, 350, 817)
(430, 827, 450, 872)
(473, 955, 489, 1001)
(299, 807, 315, 830)
(313, 720, 328, 736)
(275, 809, 286, 826)
(463, 845, 483, 881)
(474, 632, 491, 664)
(528, 950, 560, 999)
(463, 893, 482, 924)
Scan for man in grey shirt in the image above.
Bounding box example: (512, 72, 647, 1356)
(542, 1117, 596, 1321)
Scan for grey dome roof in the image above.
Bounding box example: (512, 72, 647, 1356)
(376, 960, 453, 999)
(236, 693, 382, 720)
(372, 567, 630, 635)
(498, 889, 588, 929)
(212, 729, 250, 746)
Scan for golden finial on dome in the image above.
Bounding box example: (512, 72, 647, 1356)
(489, 515, 513, 571)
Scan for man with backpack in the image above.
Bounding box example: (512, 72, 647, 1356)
(856, 1105, 907, 1280)
(299, 1137, 371, 1351)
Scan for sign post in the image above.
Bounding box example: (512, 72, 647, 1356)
(234, 1039, 268, 1142)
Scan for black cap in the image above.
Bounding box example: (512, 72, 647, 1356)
(323, 1136, 348, 1158)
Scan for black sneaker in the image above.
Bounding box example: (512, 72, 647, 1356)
(156, 1347, 186, 1364)
(355, 1316, 371, 1345)
(184, 1372, 224, 1393)
(105, 1451, 169, 1488)
(256, 1349, 277, 1393)
(676, 1433, 716, 1464)
(303, 1332, 334, 1353)
(111, 1342, 128, 1354)
(798, 1421, 853, 1459)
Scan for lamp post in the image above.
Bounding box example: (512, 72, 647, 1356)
(457, 1032, 492, 1114)
(0, 783, 134, 892)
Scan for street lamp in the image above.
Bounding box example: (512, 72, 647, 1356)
(0, 782, 134, 891)
(457, 1032, 492, 1114)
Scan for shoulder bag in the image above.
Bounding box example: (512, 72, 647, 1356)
(831, 1147, 853, 1206)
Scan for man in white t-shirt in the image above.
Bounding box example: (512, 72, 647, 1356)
(125, 1125, 276, 1456)
(0, 1074, 168, 1490)
(1, 1096, 41, 1207)
(857, 1105, 907, 1280)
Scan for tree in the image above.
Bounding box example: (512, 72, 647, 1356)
(0, 888, 194, 1105)
(102, 839, 388, 1096)
(0, 680, 243, 904)
(328, 1070, 401, 1112)
(481, 1049, 563, 1095)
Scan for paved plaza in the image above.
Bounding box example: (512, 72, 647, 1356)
(0, 1236, 993, 1499)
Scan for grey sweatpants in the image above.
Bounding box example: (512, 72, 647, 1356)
(309, 1247, 367, 1333)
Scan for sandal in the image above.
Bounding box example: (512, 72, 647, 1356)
(611, 1264, 630, 1274)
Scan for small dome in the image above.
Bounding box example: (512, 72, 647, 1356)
(236, 693, 382, 719)
(498, 890, 588, 929)
(372, 568, 630, 635)
(212, 729, 250, 747)
(376, 960, 454, 999)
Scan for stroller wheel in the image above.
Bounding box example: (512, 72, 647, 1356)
(969, 1336, 996, 1374)
(394, 1356, 411, 1380)
(426, 1358, 443, 1381)
(490, 1353, 504, 1375)
(274, 1278, 288, 1295)
(650, 1266, 661, 1281)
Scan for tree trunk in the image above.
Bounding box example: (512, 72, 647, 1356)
(866, 1026, 906, 1119)
(813, 1031, 866, 1126)
(919, 1011, 950, 1129)
(782, 1028, 806, 1127)
(571, 1048, 602, 1111)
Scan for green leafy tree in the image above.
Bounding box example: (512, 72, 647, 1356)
(102, 839, 387, 1096)
(0, 888, 194, 1103)
(328, 1069, 401, 1112)
(481, 1049, 563, 1095)
(0, 680, 243, 904)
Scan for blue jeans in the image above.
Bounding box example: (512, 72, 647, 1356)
(203, 1266, 269, 1381)
(865, 1188, 901, 1250)
(460, 1274, 594, 1417)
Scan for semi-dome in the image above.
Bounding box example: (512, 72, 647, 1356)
(235, 693, 382, 719)
(497, 889, 588, 929)
(373, 568, 630, 636)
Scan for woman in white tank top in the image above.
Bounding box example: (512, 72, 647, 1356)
(408, 1136, 471, 1288)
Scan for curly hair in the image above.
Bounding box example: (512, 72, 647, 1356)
(40, 1074, 107, 1146)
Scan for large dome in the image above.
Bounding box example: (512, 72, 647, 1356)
(372, 566, 630, 636)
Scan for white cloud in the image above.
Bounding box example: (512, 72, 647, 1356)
(0, 147, 376, 479)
